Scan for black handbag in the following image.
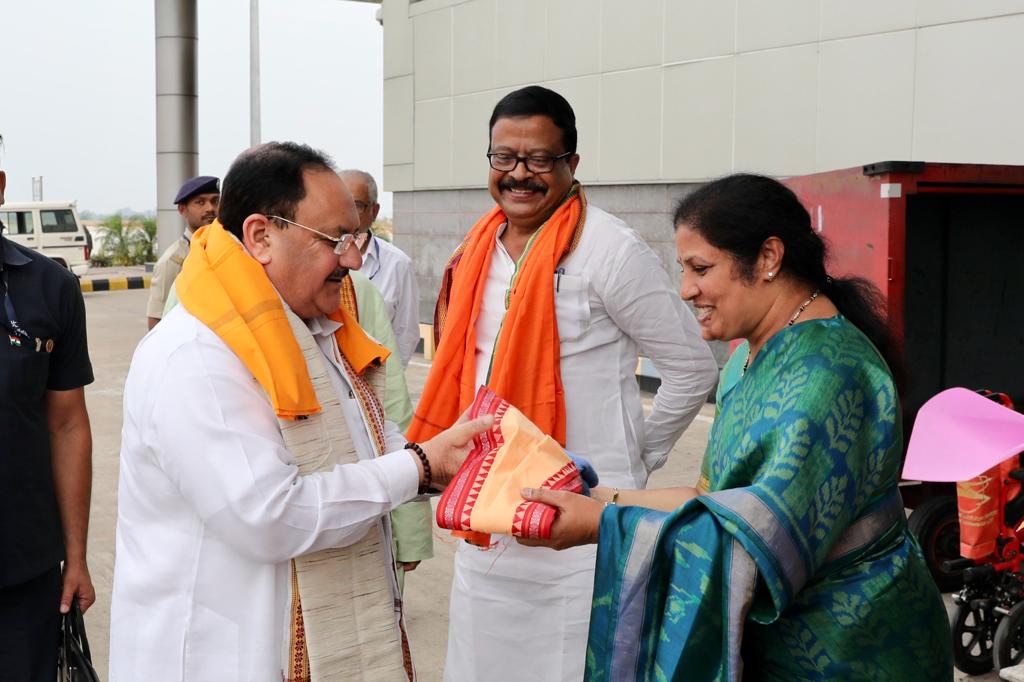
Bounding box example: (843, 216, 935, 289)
(57, 602, 100, 682)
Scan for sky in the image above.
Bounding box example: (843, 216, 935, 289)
(1, 0, 391, 216)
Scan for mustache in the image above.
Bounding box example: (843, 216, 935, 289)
(499, 178, 546, 193)
(326, 268, 349, 282)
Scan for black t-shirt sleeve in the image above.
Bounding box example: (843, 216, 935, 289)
(47, 275, 94, 391)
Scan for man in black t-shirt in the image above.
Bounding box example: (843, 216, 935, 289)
(0, 140, 95, 680)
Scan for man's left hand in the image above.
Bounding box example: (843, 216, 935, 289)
(397, 561, 421, 572)
(60, 558, 96, 614)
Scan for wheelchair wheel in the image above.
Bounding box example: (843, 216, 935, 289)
(908, 494, 963, 592)
(995, 601, 1024, 670)
(951, 600, 996, 674)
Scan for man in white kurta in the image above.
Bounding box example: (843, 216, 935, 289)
(423, 87, 719, 680)
(110, 304, 419, 680)
(109, 142, 489, 681)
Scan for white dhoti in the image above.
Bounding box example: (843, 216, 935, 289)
(444, 538, 597, 682)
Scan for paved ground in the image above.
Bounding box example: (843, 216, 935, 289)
(79, 289, 991, 680)
(80, 264, 149, 281)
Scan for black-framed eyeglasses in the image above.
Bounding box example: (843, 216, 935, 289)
(267, 215, 369, 255)
(486, 151, 573, 174)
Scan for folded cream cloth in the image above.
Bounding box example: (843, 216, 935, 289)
(435, 387, 585, 545)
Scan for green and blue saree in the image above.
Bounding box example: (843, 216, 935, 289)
(586, 317, 952, 681)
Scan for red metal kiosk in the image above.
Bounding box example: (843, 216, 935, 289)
(782, 161, 1024, 591)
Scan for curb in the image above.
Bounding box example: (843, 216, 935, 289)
(81, 276, 152, 293)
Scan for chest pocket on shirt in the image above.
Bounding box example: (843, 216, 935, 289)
(553, 273, 591, 341)
(7, 346, 50, 400)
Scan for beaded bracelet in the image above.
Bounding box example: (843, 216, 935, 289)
(405, 442, 431, 494)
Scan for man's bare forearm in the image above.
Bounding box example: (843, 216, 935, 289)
(47, 389, 93, 562)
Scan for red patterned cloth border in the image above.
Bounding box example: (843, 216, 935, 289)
(436, 387, 584, 539)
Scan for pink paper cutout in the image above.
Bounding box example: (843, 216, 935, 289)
(902, 388, 1024, 483)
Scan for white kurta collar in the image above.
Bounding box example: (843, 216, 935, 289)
(305, 315, 342, 337)
(361, 236, 381, 280)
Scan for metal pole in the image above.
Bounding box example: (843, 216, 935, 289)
(154, 0, 198, 257)
(250, 0, 261, 147)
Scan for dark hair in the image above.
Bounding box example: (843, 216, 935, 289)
(218, 141, 335, 239)
(673, 173, 904, 385)
(488, 86, 577, 154)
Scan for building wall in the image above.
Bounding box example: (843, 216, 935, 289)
(383, 0, 1024, 340)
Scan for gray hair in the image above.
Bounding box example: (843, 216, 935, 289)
(339, 169, 378, 205)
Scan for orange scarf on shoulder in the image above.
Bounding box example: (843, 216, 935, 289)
(408, 185, 586, 446)
(176, 220, 389, 419)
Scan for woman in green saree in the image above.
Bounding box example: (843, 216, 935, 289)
(520, 174, 952, 680)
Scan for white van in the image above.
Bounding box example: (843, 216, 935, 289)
(0, 201, 91, 275)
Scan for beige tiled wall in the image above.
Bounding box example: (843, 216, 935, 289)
(736, 0, 819, 52)
(601, 0, 663, 71)
(494, 0, 546, 87)
(662, 57, 734, 179)
(734, 44, 818, 176)
(383, 75, 415, 165)
(545, 75, 601, 183)
(600, 68, 662, 181)
(383, 0, 1024, 192)
(413, 98, 452, 187)
(664, 0, 736, 62)
(913, 14, 1024, 164)
(451, 91, 497, 186)
(545, 1, 600, 80)
(452, 0, 495, 95)
(816, 32, 915, 170)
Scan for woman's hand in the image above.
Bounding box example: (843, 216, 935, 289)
(516, 488, 605, 550)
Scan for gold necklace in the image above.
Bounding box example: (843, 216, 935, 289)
(743, 290, 820, 374)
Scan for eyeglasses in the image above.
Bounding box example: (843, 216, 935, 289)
(486, 151, 573, 174)
(267, 215, 369, 255)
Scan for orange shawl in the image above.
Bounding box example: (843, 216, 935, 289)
(177, 220, 389, 419)
(408, 185, 586, 445)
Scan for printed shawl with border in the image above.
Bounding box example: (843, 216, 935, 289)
(435, 387, 584, 539)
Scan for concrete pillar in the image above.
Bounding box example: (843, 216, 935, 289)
(250, 0, 261, 147)
(154, 0, 198, 255)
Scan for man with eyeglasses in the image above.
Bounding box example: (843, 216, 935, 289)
(338, 169, 434, 587)
(339, 169, 420, 368)
(110, 142, 493, 680)
(0, 135, 96, 680)
(408, 86, 718, 682)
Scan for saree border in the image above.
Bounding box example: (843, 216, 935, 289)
(607, 512, 665, 681)
(724, 538, 758, 682)
(702, 488, 808, 599)
(824, 488, 903, 564)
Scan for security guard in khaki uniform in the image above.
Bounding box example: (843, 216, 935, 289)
(146, 175, 220, 329)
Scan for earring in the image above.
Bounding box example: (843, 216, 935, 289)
(766, 271, 775, 282)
